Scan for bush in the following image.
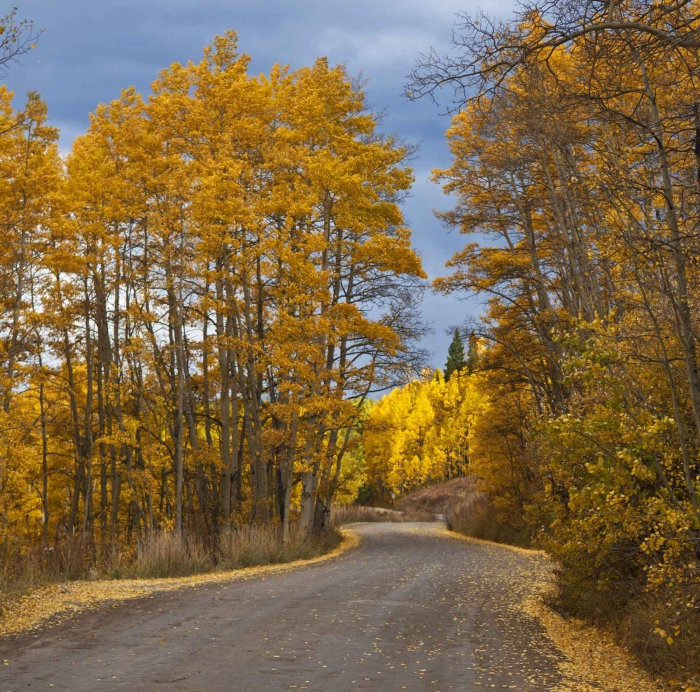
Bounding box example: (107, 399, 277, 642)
(396, 477, 479, 514)
(394, 477, 532, 547)
(444, 495, 532, 547)
(550, 558, 700, 683)
(620, 598, 700, 680)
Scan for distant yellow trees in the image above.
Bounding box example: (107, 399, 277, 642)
(363, 369, 483, 498)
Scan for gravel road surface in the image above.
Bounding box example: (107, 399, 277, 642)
(1, 523, 566, 691)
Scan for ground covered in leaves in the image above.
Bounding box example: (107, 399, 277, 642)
(439, 529, 684, 691)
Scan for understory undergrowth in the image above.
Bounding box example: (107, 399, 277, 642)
(551, 561, 700, 687)
(0, 524, 341, 610)
(397, 477, 532, 547)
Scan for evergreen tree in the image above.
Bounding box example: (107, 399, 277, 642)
(444, 329, 466, 381)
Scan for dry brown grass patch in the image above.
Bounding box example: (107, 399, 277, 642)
(332, 505, 435, 524)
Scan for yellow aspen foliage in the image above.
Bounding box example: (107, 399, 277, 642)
(0, 32, 427, 576)
(363, 369, 483, 500)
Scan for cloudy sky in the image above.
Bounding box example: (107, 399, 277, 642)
(4, 0, 516, 368)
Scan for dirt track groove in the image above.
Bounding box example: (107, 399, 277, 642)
(1, 523, 566, 691)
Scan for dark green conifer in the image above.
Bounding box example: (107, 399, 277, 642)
(444, 328, 466, 381)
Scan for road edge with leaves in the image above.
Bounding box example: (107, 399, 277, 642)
(440, 527, 681, 692)
(0, 527, 361, 639)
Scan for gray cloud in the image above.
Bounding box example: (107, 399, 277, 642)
(6, 0, 516, 367)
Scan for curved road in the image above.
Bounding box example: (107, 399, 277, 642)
(1, 523, 566, 691)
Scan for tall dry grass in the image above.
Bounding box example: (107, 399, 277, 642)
(129, 524, 342, 578)
(217, 524, 340, 569)
(0, 523, 342, 605)
(0, 534, 105, 594)
(132, 532, 212, 579)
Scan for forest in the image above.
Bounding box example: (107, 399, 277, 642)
(2, 0, 700, 684)
(0, 19, 426, 578)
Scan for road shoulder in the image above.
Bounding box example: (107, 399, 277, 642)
(0, 527, 361, 639)
(437, 525, 666, 692)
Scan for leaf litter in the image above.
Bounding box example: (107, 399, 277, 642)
(436, 525, 693, 692)
(0, 527, 360, 639)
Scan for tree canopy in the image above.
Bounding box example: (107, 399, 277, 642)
(0, 33, 428, 564)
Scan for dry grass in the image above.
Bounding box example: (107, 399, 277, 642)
(0, 534, 107, 596)
(396, 477, 480, 514)
(217, 524, 341, 569)
(132, 532, 212, 579)
(0, 528, 360, 639)
(332, 505, 436, 525)
(0, 523, 342, 607)
(126, 525, 342, 578)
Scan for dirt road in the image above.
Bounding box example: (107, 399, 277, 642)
(1, 523, 566, 691)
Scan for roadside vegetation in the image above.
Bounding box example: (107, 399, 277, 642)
(133, 526, 342, 579)
(360, 2, 700, 684)
(0, 525, 342, 607)
(397, 478, 531, 548)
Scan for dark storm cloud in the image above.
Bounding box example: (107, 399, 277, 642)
(5, 0, 516, 367)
